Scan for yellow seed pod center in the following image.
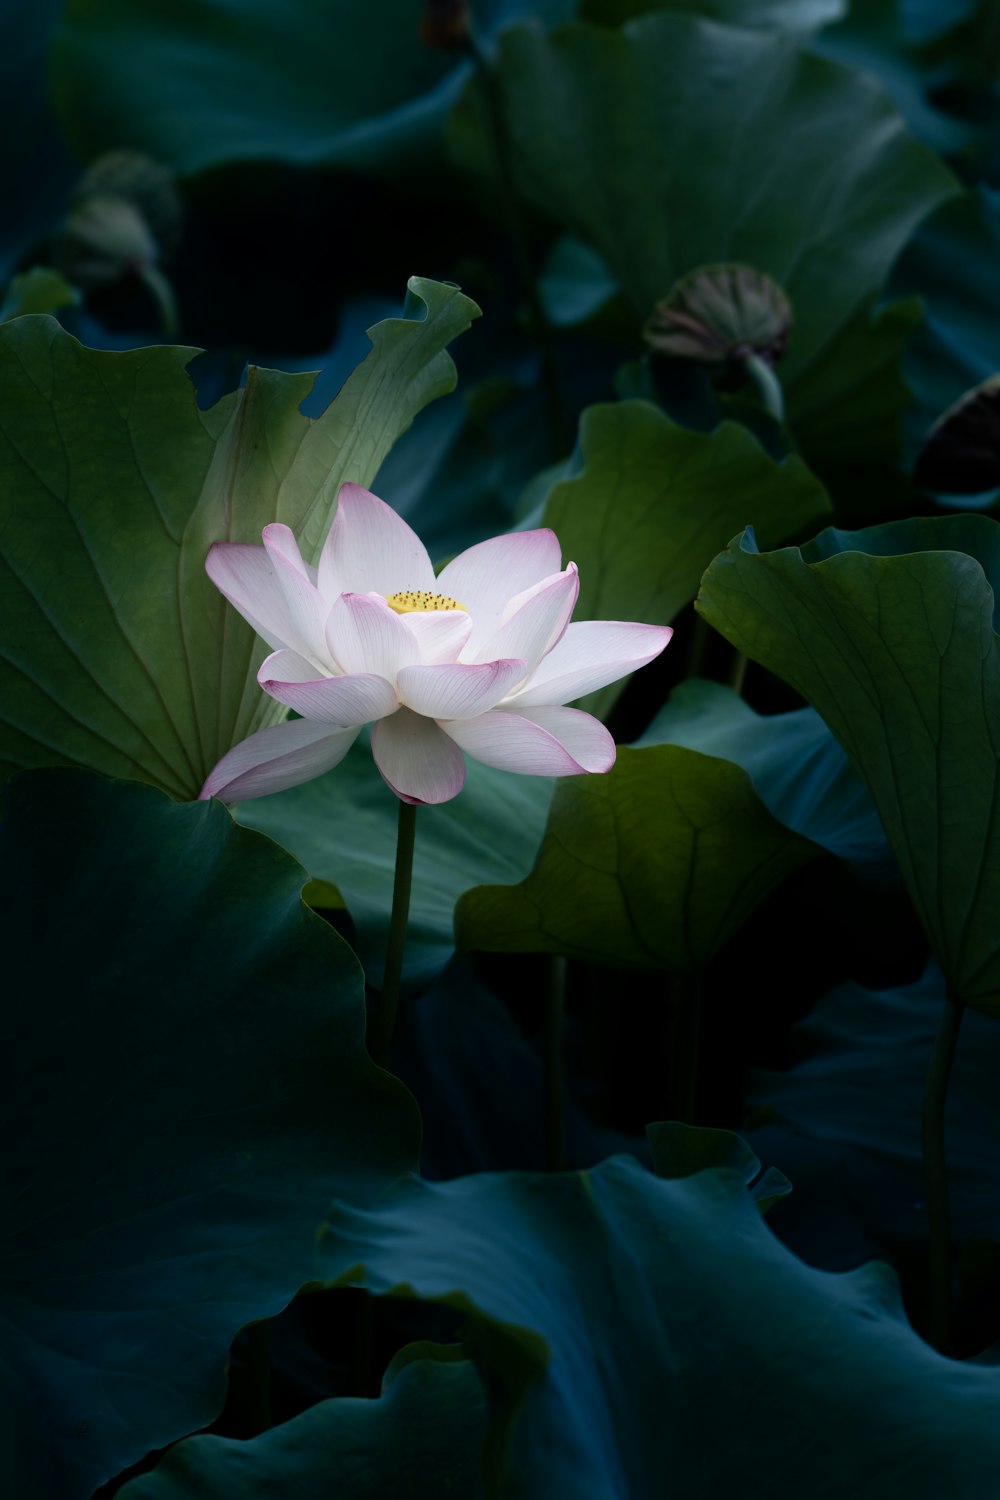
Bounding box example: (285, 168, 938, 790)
(385, 590, 466, 614)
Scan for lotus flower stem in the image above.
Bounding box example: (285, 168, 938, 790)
(744, 353, 785, 424)
(372, 800, 417, 1068)
(543, 955, 568, 1171)
(922, 993, 965, 1353)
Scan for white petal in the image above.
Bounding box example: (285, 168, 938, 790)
(262, 526, 331, 667)
(318, 483, 436, 599)
(260, 522, 313, 581)
(326, 592, 419, 680)
(468, 565, 579, 672)
(436, 529, 563, 651)
(206, 542, 303, 655)
(371, 707, 467, 804)
(258, 667, 398, 726)
(442, 706, 615, 776)
(402, 609, 473, 663)
(200, 719, 359, 802)
(397, 658, 527, 719)
(508, 621, 674, 707)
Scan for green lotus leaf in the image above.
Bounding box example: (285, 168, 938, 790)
(238, 738, 554, 982)
(641, 679, 893, 880)
(540, 401, 830, 630)
(52, 0, 576, 181)
(455, 742, 819, 974)
(697, 514, 1000, 1013)
(747, 963, 1000, 1264)
(0, 278, 479, 800)
(118, 1346, 488, 1500)
(449, 15, 956, 387)
(310, 1152, 1000, 1498)
(0, 769, 418, 1499)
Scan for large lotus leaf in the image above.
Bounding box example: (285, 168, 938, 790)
(0, 279, 478, 800)
(238, 738, 554, 983)
(747, 963, 1000, 1270)
(891, 187, 1000, 457)
(583, 0, 845, 27)
(449, 15, 956, 387)
(697, 514, 1000, 1014)
(540, 401, 830, 629)
(308, 1149, 1000, 1499)
(641, 679, 894, 880)
(52, 0, 576, 181)
(812, 0, 975, 156)
(455, 742, 819, 973)
(119, 1346, 488, 1500)
(0, 769, 419, 1499)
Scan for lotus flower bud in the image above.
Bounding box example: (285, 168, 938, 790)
(51, 151, 182, 291)
(643, 263, 791, 373)
(915, 375, 1000, 494)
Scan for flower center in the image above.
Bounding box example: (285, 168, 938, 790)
(385, 590, 466, 614)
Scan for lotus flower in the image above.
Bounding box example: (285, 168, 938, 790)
(200, 485, 672, 805)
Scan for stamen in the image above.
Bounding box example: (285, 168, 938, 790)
(386, 590, 466, 614)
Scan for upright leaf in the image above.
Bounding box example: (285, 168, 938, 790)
(698, 515, 1000, 1012)
(449, 16, 956, 385)
(0, 279, 479, 798)
(541, 401, 830, 627)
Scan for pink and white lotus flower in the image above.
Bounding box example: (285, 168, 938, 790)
(201, 484, 672, 805)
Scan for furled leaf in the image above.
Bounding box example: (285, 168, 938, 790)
(641, 679, 893, 881)
(311, 1151, 1000, 1499)
(52, 0, 577, 180)
(119, 1346, 488, 1500)
(0, 279, 479, 799)
(455, 743, 819, 973)
(540, 401, 830, 628)
(697, 514, 1000, 1013)
(238, 738, 553, 982)
(0, 769, 418, 1499)
(449, 15, 956, 388)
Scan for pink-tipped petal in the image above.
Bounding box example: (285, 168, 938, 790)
(326, 592, 419, 680)
(436, 529, 563, 650)
(259, 669, 398, 726)
(262, 527, 331, 667)
(469, 565, 579, 672)
(206, 542, 303, 654)
(508, 621, 674, 707)
(261, 522, 313, 580)
(402, 609, 474, 663)
(318, 483, 436, 599)
(442, 705, 615, 777)
(371, 707, 467, 805)
(199, 719, 360, 803)
(397, 658, 527, 719)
